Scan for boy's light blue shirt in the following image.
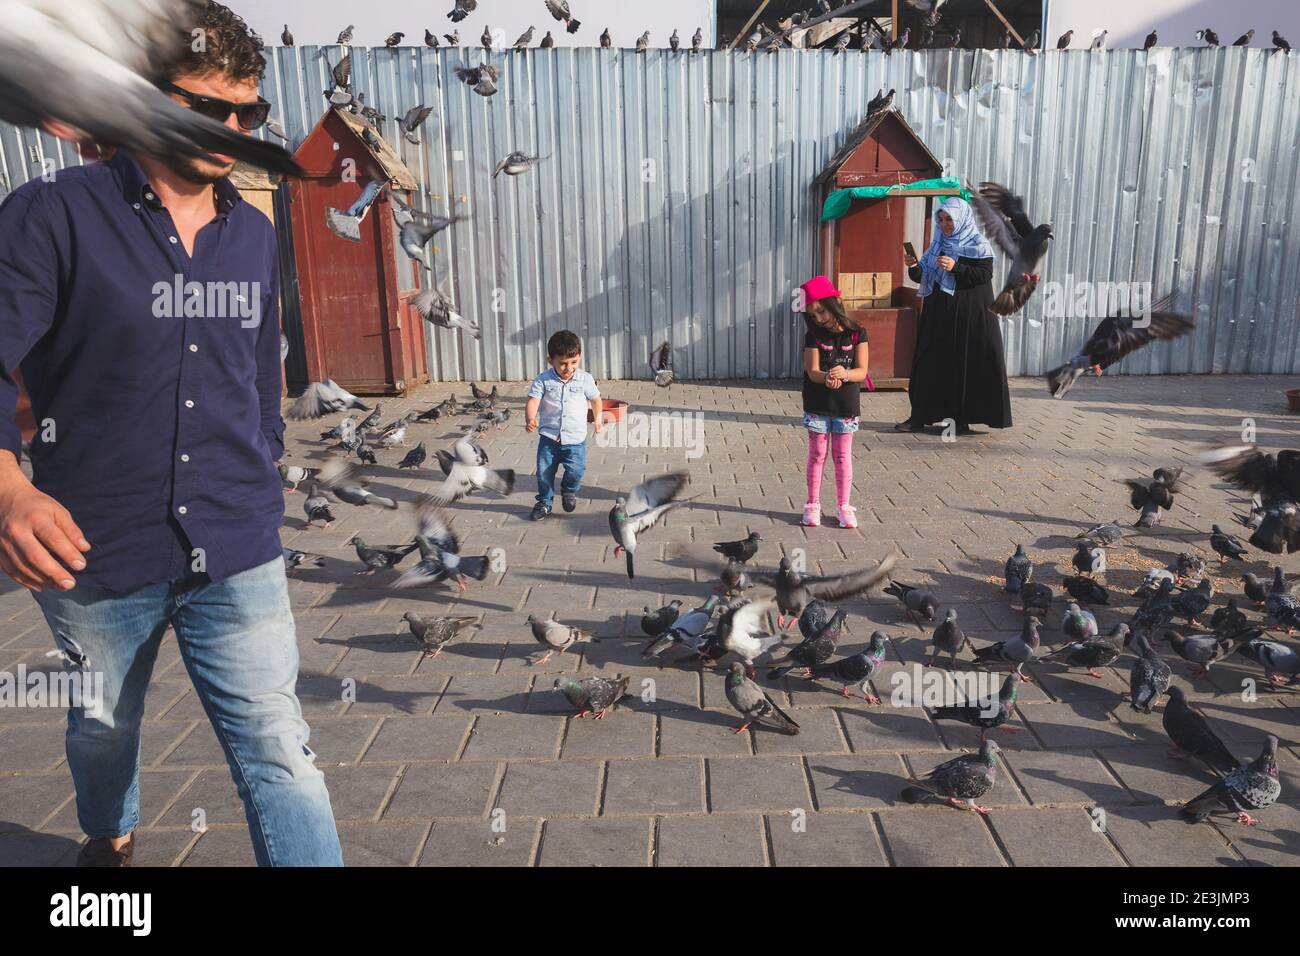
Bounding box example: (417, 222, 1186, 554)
(527, 367, 600, 445)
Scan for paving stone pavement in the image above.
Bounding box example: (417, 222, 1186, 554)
(2, 374, 1299, 867)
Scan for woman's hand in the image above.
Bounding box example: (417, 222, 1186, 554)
(903, 252, 918, 268)
(937, 255, 956, 272)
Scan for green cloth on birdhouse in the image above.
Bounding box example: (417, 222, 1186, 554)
(821, 178, 971, 221)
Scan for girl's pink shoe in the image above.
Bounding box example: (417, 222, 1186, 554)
(837, 505, 858, 529)
(800, 502, 821, 527)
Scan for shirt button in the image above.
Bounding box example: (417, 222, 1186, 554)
(189, 344, 198, 353)
(145, 191, 154, 200)
(132, 202, 141, 210)
(169, 236, 178, 244)
(184, 400, 195, 408)
(177, 506, 188, 515)
(180, 454, 190, 463)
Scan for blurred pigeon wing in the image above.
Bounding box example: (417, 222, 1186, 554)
(626, 472, 689, 515)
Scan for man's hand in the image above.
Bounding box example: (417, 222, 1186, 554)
(0, 460, 90, 592)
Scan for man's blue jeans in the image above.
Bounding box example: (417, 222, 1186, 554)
(535, 435, 587, 506)
(33, 557, 343, 866)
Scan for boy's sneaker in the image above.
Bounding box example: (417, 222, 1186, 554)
(837, 505, 859, 529)
(530, 502, 552, 521)
(561, 493, 577, 513)
(800, 502, 821, 527)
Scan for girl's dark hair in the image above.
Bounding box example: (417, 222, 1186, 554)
(804, 295, 853, 335)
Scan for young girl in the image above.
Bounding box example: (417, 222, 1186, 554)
(799, 276, 870, 528)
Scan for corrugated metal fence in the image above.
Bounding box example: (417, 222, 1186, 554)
(1, 47, 1297, 381)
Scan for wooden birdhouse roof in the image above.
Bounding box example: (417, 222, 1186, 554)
(815, 109, 945, 190)
(291, 106, 419, 190)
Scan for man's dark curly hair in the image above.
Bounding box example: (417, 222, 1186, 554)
(171, 1, 267, 82)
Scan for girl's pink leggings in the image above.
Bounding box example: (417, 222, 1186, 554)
(806, 432, 853, 509)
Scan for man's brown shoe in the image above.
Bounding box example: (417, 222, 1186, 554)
(77, 834, 134, 867)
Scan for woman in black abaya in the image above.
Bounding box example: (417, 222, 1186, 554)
(896, 196, 1012, 435)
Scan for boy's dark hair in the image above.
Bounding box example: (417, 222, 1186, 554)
(547, 330, 583, 359)
(171, 2, 267, 82)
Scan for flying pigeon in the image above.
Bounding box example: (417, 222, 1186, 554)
(554, 675, 630, 719)
(710, 598, 784, 668)
(1129, 631, 1172, 713)
(302, 483, 335, 527)
(287, 379, 370, 420)
(543, 1, 580, 34)
(430, 433, 515, 503)
(972, 616, 1040, 681)
(1050, 291, 1190, 395)
(932, 673, 1020, 736)
(609, 472, 693, 579)
(414, 286, 481, 339)
(400, 613, 478, 658)
(447, 0, 476, 23)
(1201, 445, 1300, 554)
(493, 150, 542, 178)
(807, 631, 887, 702)
(1123, 465, 1183, 526)
(968, 181, 1053, 316)
(640, 600, 683, 637)
(527, 615, 596, 665)
(324, 178, 385, 242)
(1003, 545, 1033, 594)
(399, 105, 434, 145)
(331, 52, 352, 91)
(904, 0, 948, 27)
(929, 609, 963, 669)
(753, 554, 899, 629)
(1181, 736, 1280, 826)
(724, 661, 799, 735)
(393, 507, 490, 593)
(391, 194, 459, 266)
(1162, 686, 1238, 774)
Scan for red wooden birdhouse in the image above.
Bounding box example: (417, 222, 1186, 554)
(287, 107, 428, 395)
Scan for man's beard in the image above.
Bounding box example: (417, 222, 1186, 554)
(171, 155, 235, 185)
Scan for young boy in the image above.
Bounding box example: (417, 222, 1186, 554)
(525, 330, 603, 520)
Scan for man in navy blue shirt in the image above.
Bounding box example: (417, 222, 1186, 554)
(0, 3, 341, 866)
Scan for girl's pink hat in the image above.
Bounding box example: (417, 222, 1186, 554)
(801, 275, 842, 302)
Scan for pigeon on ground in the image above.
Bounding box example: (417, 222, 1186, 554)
(278, 464, 320, 493)
(1175, 552, 1206, 583)
(1137, 567, 1177, 598)
(1044, 623, 1128, 678)
(1064, 575, 1109, 605)
(929, 609, 963, 669)
(1129, 631, 1172, 713)
(640, 600, 683, 637)
(282, 548, 324, 573)
(527, 615, 596, 665)
(1062, 602, 1099, 642)
(349, 535, 419, 575)
(1079, 521, 1124, 548)
(1046, 293, 1193, 398)
(1132, 578, 1178, 634)
(932, 674, 1020, 736)
(1236, 639, 1300, 684)
(400, 613, 478, 658)
(609, 473, 693, 579)
(493, 151, 542, 178)
(1242, 573, 1269, 605)
(714, 532, 761, 564)
(807, 631, 887, 702)
(1171, 579, 1214, 624)
(1210, 525, 1250, 562)
(642, 596, 718, 658)
(453, 62, 499, 97)
(397, 442, 427, 470)
(1163, 686, 1238, 774)
(797, 600, 831, 641)
(447, 0, 476, 23)
(968, 182, 1053, 316)
(1020, 582, 1053, 617)
(717, 560, 752, 598)
(754, 554, 899, 629)
(767, 608, 846, 679)
(901, 739, 1001, 814)
(724, 662, 799, 735)
(327, 465, 398, 510)
(1004, 544, 1033, 594)
(1072, 542, 1107, 576)
(649, 341, 675, 386)
(554, 675, 630, 719)
(882, 581, 939, 627)
(0, 0, 303, 176)
(288, 380, 370, 420)
(972, 616, 1040, 681)
(302, 483, 335, 527)
(353, 437, 377, 465)
(1181, 736, 1280, 826)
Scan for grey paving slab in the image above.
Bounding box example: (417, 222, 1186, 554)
(417, 819, 539, 867)
(655, 814, 766, 867)
(537, 817, 651, 866)
(765, 812, 889, 866)
(877, 809, 1007, 866)
(988, 807, 1125, 866)
(603, 758, 704, 815)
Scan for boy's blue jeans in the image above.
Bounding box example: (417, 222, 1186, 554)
(33, 557, 343, 866)
(535, 435, 587, 506)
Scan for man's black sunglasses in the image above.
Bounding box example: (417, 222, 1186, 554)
(157, 80, 271, 132)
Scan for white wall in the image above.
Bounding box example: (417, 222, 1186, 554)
(232, 0, 715, 49)
(1045, 0, 1299, 49)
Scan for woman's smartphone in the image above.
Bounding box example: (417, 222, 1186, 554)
(903, 241, 917, 260)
